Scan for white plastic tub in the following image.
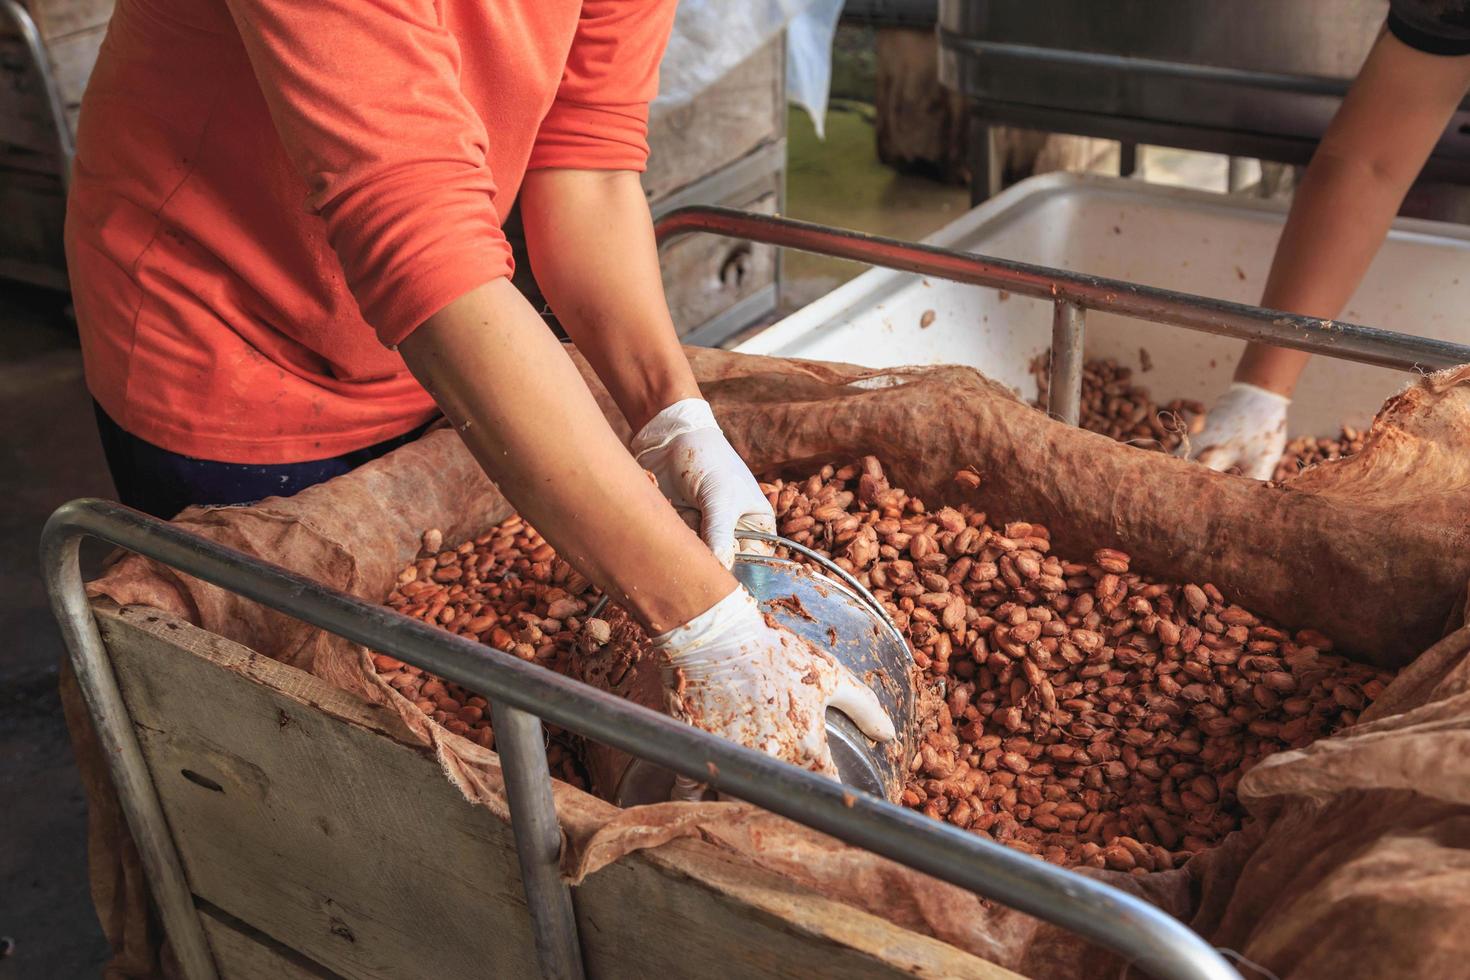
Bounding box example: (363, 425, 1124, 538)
(739, 173, 1470, 435)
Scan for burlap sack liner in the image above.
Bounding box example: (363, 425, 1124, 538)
(71, 348, 1470, 978)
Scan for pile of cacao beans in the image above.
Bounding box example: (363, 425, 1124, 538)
(1033, 355, 1207, 453)
(377, 457, 1392, 874)
(1272, 426, 1367, 482)
(1034, 354, 1366, 481)
(764, 457, 1393, 872)
(378, 520, 611, 790)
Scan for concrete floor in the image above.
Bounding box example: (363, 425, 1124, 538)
(0, 284, 114, 979)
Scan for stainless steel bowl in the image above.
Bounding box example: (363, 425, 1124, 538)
(612, 535, 916, 805)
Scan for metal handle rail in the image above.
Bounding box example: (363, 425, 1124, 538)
(41, 498, 1241, 980)
(652, 205, 1470, 425)
(1, 0, 76, 192)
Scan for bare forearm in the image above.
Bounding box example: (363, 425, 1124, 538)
(1236, 151, 1412, 393)
(520, 169, 699, 433)
(1236, 30, 1470, 395)
(399, 278, 733, 632)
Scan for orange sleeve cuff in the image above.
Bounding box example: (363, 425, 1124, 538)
(370, 242, 516, 348)
(319, 163, 517, 347)
(528, 99, 651, 172)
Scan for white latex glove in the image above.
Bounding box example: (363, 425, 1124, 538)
(631, 398, 777, 567)
(1185, 382, 1290, 481)
(654, 586, 896, 801)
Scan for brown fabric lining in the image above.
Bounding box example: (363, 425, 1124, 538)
(67, 348, 1470, 978)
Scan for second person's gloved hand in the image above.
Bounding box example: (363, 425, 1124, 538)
(652, 585, 896, 801)
(1185, 382, 1290, 481)
(632, 398, 777, 567)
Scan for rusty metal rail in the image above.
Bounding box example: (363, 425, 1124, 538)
(653, 206, 1470, 424)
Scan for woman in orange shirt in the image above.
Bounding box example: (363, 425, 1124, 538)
(67, 0, 892, 783)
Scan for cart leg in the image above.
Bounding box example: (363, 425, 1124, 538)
(490, 701, 586, 980)
(1119, 141, 1138, 179)
(40, 532, 220, 980)
(1226, 156, 1250, 193)
(1049, 300, 1085, 426)
(968, 114, 1002, 206)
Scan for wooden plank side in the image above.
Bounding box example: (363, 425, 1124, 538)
(100, 607, 542, 980)
(579, 841, 1017, 980)
(199, 906, 341, 980)
(643, 39, 782, 202)
(98, 605, 1018, 980)
(0, 19, 104, 154)
(0, 168, 65, 277)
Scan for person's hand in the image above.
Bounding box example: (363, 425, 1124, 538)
(1185, 382, 1290, 480)
(652, 586, 896, 801)
(631, 398, 776, 567)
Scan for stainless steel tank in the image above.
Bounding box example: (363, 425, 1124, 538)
(938, 0, 1470, 194)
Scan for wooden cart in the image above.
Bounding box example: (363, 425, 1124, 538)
(92, 602, 1005, 979)
(45, 499, 1235, 980)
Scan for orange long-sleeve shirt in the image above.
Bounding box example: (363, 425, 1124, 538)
(66, 0, 676, 463)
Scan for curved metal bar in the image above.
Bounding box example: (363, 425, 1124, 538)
(40, 511, 219, 979)
(42, 498, 1239, 980)
(653, 205, 1470, 373)
(1, 0, 76, 187)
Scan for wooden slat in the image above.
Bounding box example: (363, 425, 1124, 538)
(0, 166, 65, 282)
(101, 606, 542, 980)
(199, 905, 341, 980)
(579, 841, 984, 980)
(98, 604, 1017, 980)
(644, 38, 783, 203)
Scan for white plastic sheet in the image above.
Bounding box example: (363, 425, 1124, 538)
(785, 0, 845, 138)
(653, 0, 841, 137)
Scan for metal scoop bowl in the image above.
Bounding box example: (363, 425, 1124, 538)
(608, 531, 916, 806)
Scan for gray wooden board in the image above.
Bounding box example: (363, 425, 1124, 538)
(643, 38, 783, 203)
(0, 167, 65, 280)
(97, 604, 1019, 979)
(0, 19, 104, 153)
(199, 906, 342, 980)
(100, 606, 541, 980)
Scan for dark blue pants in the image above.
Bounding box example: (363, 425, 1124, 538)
(94, 403, 435, 519)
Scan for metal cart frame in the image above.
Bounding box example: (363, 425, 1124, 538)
(46, 209, 1470, 980)
(651, 205, 1470, 425)
(1, 0, 75, 185)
